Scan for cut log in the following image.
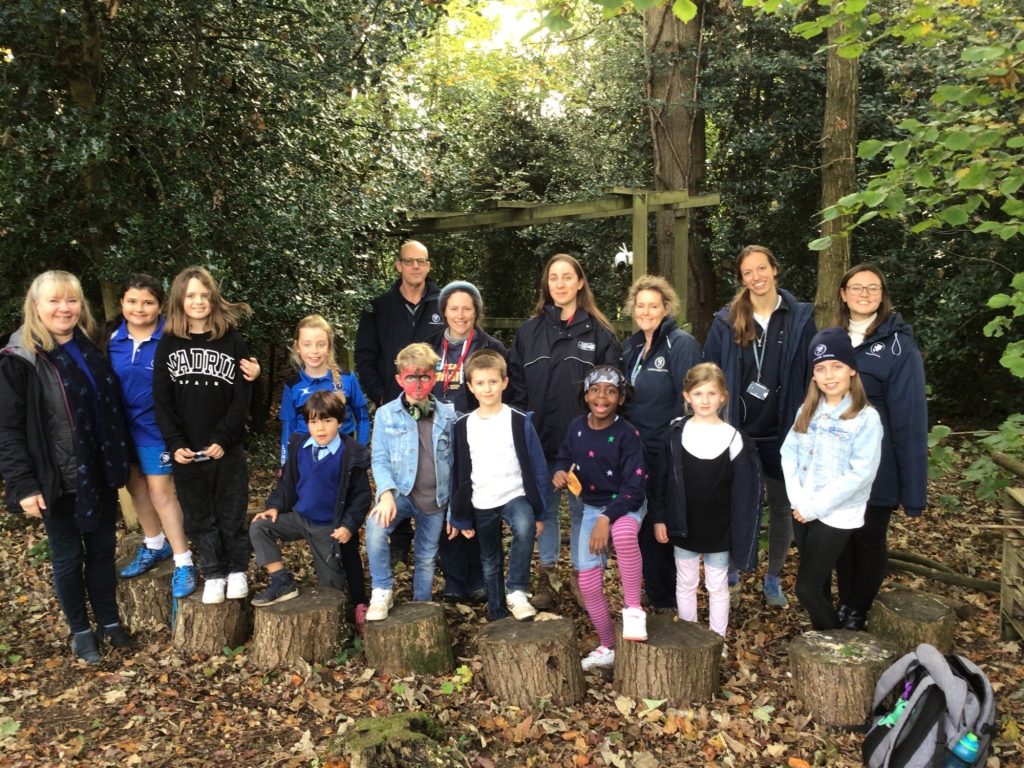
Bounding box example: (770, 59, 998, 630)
(116, 556, 173, 632)
(477, 616, 585, 709)
(172, 593, 252, 656)
(614, 616, 722, 706)
(249, 588, 350, 670)
(789, 630, 900, 727)
(333, 712, 456, 768)
(116, 531, 143, 563)
(867, 586, 956, 654)
(363, 602, 453, 677)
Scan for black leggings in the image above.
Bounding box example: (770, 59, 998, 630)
(835, 505, 894, 614)
(794, 519, 853, 630)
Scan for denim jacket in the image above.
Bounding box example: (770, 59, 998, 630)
(370, 395, 455, 509)
(780, 394, 883, 529)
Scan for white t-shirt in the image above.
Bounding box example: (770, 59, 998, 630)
(681, 420, 742, 460)
(467, 405, 526, 510)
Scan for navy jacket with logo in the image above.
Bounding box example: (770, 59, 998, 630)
(509, 306, 621, 460)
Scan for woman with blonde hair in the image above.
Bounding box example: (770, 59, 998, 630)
(0, 271, 133, 663)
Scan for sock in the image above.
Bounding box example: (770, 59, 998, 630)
(144, 533, 167, 550)
(578, 567, 615, 649)
(173, 551, 194, 568)
(610, 516, 642, 609)
(271, 569, 294, 584)
(103, 622, 120, 630)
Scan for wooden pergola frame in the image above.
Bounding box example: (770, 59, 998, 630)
(400, 187, 720, 329)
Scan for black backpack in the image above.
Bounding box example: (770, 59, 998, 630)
(862, 644, 996, 767)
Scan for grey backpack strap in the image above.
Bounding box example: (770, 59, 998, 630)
(871, 650, 920, 710)
(914, 644, 968, 746)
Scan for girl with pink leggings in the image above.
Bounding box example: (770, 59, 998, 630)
(552, 366, 647, 671)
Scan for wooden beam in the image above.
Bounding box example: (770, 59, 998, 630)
(673, 211, 690, 326)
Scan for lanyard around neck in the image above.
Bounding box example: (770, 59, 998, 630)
(440, 329, 474, 394)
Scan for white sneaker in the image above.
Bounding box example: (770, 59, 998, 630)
(365, 588, 393, 621)
(581, 645, 615, 671)
(226, 572, 248, 599)
(622, 607, 648, 642)
(506, 590, 537, 621)
(202, 577, 226, 604)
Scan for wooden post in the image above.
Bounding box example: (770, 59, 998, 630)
(672, 209, 690, 326)
(172, 593, 252, 656)
(789, 629, 900, 727)
(631, 192, 648, 282)
(363, 603, 454, 677)
(477, 617, 585, 709)
(614, 616, 722, 706)
(118, 486, 139, 532)
(867, 586, 956, 654)
(1000, 489, 1024, 640)
(249, 588, 350, 670)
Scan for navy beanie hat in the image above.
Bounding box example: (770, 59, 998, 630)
(439, 280, 483, 321)
(809, 327, 857, 371)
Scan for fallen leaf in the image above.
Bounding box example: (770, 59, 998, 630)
(788, 758, 812, 768)
(613, 695, 635, 717)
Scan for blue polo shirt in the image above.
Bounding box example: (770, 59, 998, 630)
(108, 317, 165, 447)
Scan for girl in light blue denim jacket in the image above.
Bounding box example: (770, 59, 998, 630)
(781, 328, 882, 630)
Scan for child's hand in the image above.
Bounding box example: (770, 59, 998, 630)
(239, 356, 261, 382)
(589, 515, 610, 555)
(446, 522, 461, 541)
(792, 508, 806, 524)
(204, 443, 225, 460)
(332, 526, 352, 544)
(253, 508, 279, 523)
(173, 447, 196, 464)
(552, 471, 569, 489)
(371, 492, 397, 528)
(535, 520, 544, 537)
(654, 522, 669, 544)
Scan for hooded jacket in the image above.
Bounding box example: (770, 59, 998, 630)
(509, 305, 621, 460)
(702, 287, 816, 444)
(852, 312, 928, 515)
(354, 278, 444, 405)
(649, 416, 763, 571)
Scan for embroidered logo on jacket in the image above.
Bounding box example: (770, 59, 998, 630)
(578, 341, 596, 352)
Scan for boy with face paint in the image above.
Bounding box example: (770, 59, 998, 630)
(364, 343, 456, 621)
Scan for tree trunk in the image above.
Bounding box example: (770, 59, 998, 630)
(614, 616, 722, 706)
(249, 588, 350, 670)
(116, 556, 173, 632)
(867, 586, 955, 655)
(644, 1, 715, 338)
(363, 602, 454, 677)
(815, 6, 859, 327)
(789, 629, 899, 727)
(172, 594, 252, 657)
(477, 616, 585, 709)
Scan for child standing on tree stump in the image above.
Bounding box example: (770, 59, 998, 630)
(781, 329, 883, 630)
(447, 350, 550, 621)
(365, 343, 456, 622)
(249, 391, 371, 630)
(553, 365, 647, 670)
(649, 363, 762, 643)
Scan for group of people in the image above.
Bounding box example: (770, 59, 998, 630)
(0, 241, 927, 673)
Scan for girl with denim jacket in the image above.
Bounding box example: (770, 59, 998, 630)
(781, 329, 883, 630)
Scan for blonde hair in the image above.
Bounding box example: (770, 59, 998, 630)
(682, 362, 729, 414)
(728, 245, 780, 346)
(395, 342, 440, 372)
(792, 370, 869, 433)
(532, 253, 615, 334)
(290, 314, 346, 398)
(464, 349, 507, 382)
(165, 266, 252, 340)
(624, 274, 679, 318)
(21, 270, 99, 351)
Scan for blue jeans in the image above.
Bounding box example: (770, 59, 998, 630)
(538, 459, 583, 568)
(42, 493, 120, 634)
(365, 494, 444, 601)
(475, 496, 536, 620)
(576, 501, 647, 571)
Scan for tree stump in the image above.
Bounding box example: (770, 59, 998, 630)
(332, 712, 456, 768)
(789, 630, 900, 727)
(363, 602, 453, 677)
(868, 586, 956, 654)
(249, 588, 350, 670)
(477, 617, 585, 709)
(172, 593, 252, 656)
(614, 616, 723, 706)
(116, 556, 173, 632)
(116, 532, 144, 562)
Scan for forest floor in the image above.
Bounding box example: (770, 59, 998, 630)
(0, 447, 1022, 768)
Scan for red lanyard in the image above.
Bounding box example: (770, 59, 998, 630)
(441, 329, 474, 394)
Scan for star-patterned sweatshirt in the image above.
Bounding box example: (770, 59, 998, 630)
(554, 414, 646, 523)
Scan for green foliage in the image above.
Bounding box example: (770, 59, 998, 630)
(928, 424, 958, 480)
(27, 538, 50, 567)
(439, 664, 473, 695)
(985, 271, 1024, 378)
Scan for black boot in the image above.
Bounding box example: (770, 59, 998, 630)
(843, 610, 866, 631)
(71, 630, 101, 664)
(100, 623, 136, 648)
(837, 604, 851, 626)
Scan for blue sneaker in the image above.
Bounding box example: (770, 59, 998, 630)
(764, 574, 789, 607)
(120, 542, 173, 578)
(171, 565, 198, 598)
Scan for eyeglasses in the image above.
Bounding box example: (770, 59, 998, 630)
(402, 373, 435, 384)
(400, 258, 429, 267)
(845, 284, 882, 296)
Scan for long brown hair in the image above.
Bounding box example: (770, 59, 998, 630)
(21, 270, 99, 351)
(532, 253, 615, 334)
(728, 245, 780, 346)
(832, 263, 893, 338)
(792, 368, 870, 433)
(164, 266, 252, 339)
